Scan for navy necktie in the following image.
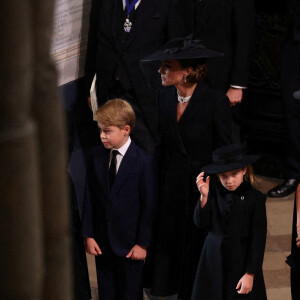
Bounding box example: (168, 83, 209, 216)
(109, 150, 119, 189)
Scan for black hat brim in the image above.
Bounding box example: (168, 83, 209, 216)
(140, 48, 223, 62)
(202, 155, 259, 175)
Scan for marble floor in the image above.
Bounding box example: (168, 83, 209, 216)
(87, 175, 295, 300)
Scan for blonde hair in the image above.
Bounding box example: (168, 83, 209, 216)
(95, 99, 135, 131)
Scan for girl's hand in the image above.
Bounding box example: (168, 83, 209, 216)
(85, 237, 102, 256)
(196, 172, 210, 197)
(126, 245, 147, 260)
(236, 273, 254, 294)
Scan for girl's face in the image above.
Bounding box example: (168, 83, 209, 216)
(218, 167, 247, 191)
(158, 59, 190, 87)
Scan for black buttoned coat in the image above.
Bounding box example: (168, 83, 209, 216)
(192, 181, 267, 300)
(148, 82, 232, 299)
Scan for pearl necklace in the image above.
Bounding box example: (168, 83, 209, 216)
(177, 91, 192, 105)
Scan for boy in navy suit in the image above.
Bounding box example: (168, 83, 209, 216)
(82, 99, 156, 300)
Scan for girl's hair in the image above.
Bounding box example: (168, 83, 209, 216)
(178, 58, 207, 83)
(244, 165, 258, 188)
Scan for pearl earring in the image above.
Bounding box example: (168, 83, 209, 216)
(184, 76, 187, 83)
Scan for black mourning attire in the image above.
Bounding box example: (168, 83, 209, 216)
(184, 0, 255, 143)
(192, 181, 267, 300)
(148, 83, 232, 299)
(84, 0, 185, 153)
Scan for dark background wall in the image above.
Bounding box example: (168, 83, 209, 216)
(243, 0, 291, 177)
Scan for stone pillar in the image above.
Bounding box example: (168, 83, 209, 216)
(0, 1, 43, 299)
(0, 1, 72, 299)
(31, 0, 73, 299)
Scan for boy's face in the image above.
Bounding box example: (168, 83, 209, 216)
(98, 124, 130, 149)
(218, 167, 247, 191)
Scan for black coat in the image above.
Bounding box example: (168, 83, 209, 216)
(185, 0, 255, 91)
(192, 181, 267, 300)
(148, 82, 232, 298)
(84, 0, 185, 135)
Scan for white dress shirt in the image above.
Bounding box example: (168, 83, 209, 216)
(110, 137, 131, 173)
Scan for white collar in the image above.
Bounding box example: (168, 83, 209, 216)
(122, 0, 142, 11)
(113, 136, 131, 156)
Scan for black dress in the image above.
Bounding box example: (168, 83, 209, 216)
(192, 181, 267, 300)
(146, 82, 232, 299)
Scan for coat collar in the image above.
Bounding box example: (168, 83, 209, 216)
(165, 82, 208, 156)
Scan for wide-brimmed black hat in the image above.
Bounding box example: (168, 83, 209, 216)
(202, 144, 260, 174)
(140, 35, 223, 62)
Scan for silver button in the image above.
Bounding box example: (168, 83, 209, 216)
(241, 196, 245, 200)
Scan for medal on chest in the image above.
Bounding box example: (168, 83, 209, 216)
(123, 0, 140, 33)
(124, 18, 132, 32)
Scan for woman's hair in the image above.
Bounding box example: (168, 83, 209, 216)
(178, 58, 207, 83)
(95, 98, 136, 130)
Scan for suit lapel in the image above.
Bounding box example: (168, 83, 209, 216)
(195, 0, 216, 34)
(95, 149, 110, 197)
(111, 141, 138, 193)
(124, 0, 158, 48)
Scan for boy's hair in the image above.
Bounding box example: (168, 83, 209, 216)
(95, 99, 136, 131)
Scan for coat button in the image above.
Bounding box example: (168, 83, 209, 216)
(241, 196, 245, 200)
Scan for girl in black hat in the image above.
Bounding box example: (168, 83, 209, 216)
(192, 144, 267, 300)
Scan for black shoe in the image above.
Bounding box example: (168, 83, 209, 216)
(267, 178, 298, 198)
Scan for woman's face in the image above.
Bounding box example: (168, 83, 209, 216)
(218, 167, 247, 191)
(158, 59, 190, 87)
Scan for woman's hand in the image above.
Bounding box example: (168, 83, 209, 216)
(236, 273, 254, 294)
(126, 245, 147, 260)
(85, 237, 102, 256)
(196, 172, 210, 206)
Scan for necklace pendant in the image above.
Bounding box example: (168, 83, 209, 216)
(124, 18, 132, 33)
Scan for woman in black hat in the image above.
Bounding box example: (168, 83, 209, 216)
(142, 36, 233, 300)
(192, 144, 267, 300)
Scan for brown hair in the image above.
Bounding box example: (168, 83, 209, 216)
(244, 165, 258, 188)
(178, 58, 207, 83)
(95, 98, 135, 131)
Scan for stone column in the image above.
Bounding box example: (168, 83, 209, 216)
(31, 0, 73, 299)
(0, 1, 72, 299)
(0, 1, 43, 299)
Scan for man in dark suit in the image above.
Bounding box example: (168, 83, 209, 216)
(81, 99, 156, 300)
(84, 0, 185, 152)
(185, 0, 255, 141)
(267, 0, 300, 197)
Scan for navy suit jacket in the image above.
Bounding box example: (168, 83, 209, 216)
(81, 141, 156, 256)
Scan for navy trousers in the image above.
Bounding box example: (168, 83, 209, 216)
(95, 249, 144, 300)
